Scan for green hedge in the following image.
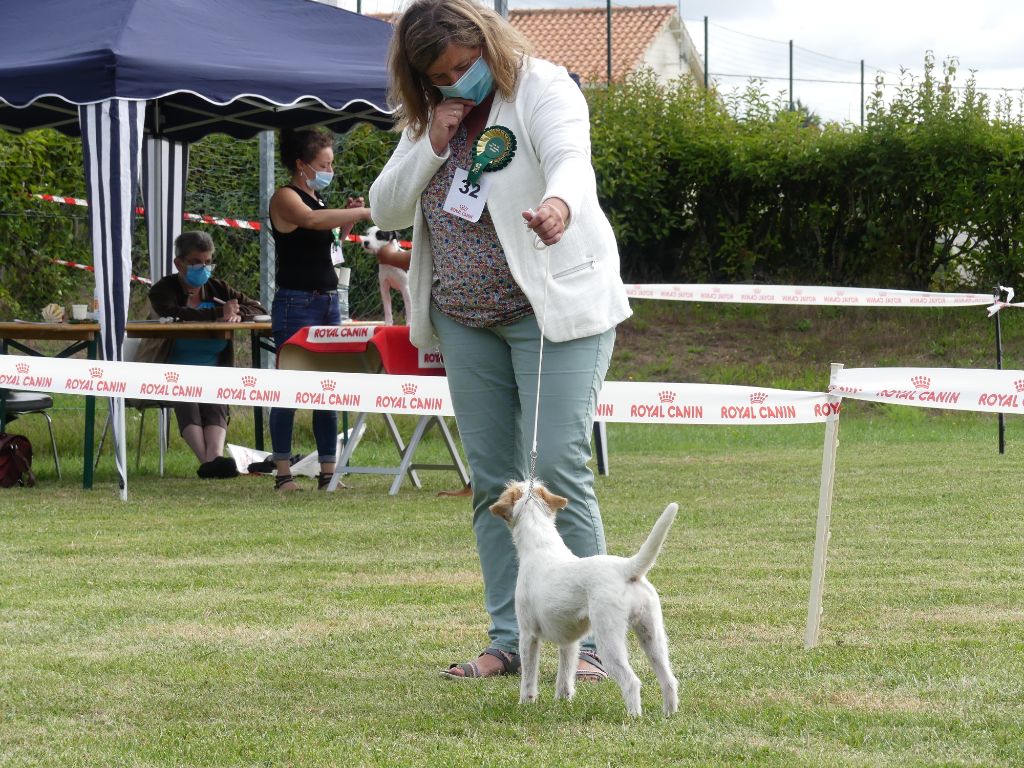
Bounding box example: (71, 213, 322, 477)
(3, 53, 1024, 321)
(588, 55, 1024, 290)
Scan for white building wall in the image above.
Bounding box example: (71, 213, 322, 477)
(641, 18, 705, 85)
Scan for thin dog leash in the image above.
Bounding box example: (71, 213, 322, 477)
(526, 207, 552, 503)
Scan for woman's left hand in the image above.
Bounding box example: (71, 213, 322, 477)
(522, 198, 569, 246)
(346, 196, 365, 209)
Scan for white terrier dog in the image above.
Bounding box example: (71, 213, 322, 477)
(359, 226, 410, 325)
(490, 481, 679, 717)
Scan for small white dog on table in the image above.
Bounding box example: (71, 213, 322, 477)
(359, 226, 411, 325)
(490, 480, 680, 717)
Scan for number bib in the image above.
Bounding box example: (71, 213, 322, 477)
(443, 167, 494, 223)
(330, 242, 346, 266)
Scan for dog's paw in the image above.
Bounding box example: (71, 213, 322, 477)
(662, 679, 679, 717)
(554, 684, 576, 701)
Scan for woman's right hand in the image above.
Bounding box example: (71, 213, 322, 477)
(429, 98, 474, 155)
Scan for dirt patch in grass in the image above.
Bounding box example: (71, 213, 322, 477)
(609, 300, 1022, 390)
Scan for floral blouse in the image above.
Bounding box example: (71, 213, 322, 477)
(421, 125, 532, 327)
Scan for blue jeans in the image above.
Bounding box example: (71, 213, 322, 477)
(270, 288, 340, 463)
(431, 306, 615, 654)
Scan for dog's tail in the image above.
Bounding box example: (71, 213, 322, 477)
(624, 503, 678, 581)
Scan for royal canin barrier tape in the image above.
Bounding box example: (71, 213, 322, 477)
(0, 355, 834, 425)
(831, 367, 1024, 414)
(622, 283, 1016, 310)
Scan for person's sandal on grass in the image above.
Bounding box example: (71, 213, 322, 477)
(274, 474, 299, 491)
(317, 471, 348, 490)
(441, 647, 520, 679)
(576, 648, 608, 682)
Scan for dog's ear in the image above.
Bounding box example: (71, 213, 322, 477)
(537, 485, 568, 512)
(489, 484, 523, 522)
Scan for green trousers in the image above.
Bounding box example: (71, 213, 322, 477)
(431, 306, 615, 654)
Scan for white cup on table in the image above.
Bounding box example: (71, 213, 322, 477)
(71, 304, 88, 321)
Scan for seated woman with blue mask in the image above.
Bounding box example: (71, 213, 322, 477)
(146, 230, 266, 479)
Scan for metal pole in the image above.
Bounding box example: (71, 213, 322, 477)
(789, 39, 794, 111)
(257, 130, 276, 451)
(606, 0, 612, 85)
(493, 0, 507, 17)
(860, 59, 865, 126)
(704, 16, 709, 90)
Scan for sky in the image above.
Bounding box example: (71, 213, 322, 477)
(675, 0, 1024, 121)
(330, 0, 1024, 123)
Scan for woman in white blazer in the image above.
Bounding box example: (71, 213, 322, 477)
(370, 0, 631, 681)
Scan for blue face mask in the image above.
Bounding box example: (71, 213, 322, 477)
(436, 56, 494, 104)
(307, 168, 334, 191)
(185, 264, 212, 287)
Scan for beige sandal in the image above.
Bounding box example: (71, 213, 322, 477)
(441, 647, 521, 679)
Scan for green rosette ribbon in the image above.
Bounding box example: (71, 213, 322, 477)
(467, 125, 516, 183)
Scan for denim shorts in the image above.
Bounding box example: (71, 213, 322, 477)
(271, 287, 341, 348)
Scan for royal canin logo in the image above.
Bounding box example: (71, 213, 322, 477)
(241, 375, 257, 387)
(752, 287, 762, 294)
(750, 391, 767, 404)
(321, 379, 335, 392)
(794, 288, 803, 295)
(164, 372, 179, 383)
(402, 383, 418, 395)
(828, 384, 863, 394)
(16, 363, 29, 374)
(658, 390, 675, 404)
(836, 289, 845, 296)
(1015, 379, 1024, 393)
(911, 375, 931, 389)
(89, 367, 103, 378)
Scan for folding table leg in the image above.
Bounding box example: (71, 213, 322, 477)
(388, 416, 432, 495)
(382, 413, 421, 490)
(326, 412, 373, 492)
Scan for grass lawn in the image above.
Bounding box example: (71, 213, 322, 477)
(2, 405, 1023, 767)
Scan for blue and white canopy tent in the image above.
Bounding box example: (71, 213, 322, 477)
(0, 0, 394, 497)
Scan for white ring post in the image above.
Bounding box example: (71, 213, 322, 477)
(804, 362, 844, 649)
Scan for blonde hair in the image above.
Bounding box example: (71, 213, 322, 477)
(387, 0, 532, 137)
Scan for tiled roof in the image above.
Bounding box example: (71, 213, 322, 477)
(369, 5, 682, 83)
(508, 5, 678, 83)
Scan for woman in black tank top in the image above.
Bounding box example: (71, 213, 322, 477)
(268, 127, 372, 492)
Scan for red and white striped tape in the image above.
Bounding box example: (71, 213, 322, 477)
(0, 355, 834, 425)
(32, 193, 414, 248)
(34, 194, 1017, 310)
(51, 259, 152, 285)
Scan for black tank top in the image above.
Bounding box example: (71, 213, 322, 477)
(272, 185, 338, 291)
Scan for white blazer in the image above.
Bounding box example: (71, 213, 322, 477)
(369, 56, 632, 349)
